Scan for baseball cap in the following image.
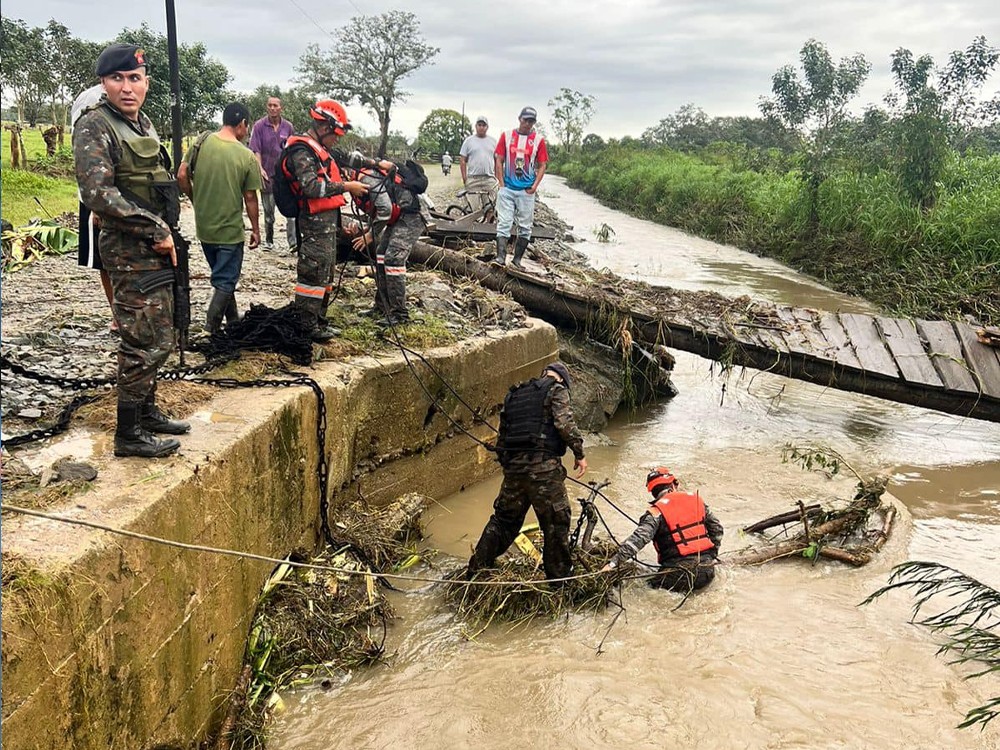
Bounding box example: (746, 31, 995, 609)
(519, 107, 537, 121)
(475, 115, 489, 125)
(95, 43, 147, 77)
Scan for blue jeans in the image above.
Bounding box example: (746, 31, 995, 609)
(201, 242, 244, 294)
(496, 186, 536, 240)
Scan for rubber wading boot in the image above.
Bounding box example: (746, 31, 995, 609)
(224, 293, 239, 325)
(206, 289, 234, 334)
(493, 236, 508, 265)
(511, 237, 529, 269)
(311, 320, 340, 342)
(115, 402, 180, 458)
(141, 395, 191, 435)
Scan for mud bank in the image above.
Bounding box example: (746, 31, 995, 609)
(0, 320, 556, 749)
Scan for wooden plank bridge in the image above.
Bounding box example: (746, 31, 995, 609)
(409, 242, 1000, 424)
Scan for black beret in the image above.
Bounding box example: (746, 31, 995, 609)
(544, 361, 572, 389)
(95, 43, 148, 77)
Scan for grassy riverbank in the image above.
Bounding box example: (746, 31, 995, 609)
(554, 147, 1000, 323)
(2, 127, 78, 226)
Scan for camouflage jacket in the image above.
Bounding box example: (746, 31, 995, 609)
(504, 382, 585, 472)
(73, 100, 172, 272)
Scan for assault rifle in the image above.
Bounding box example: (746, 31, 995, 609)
(172, 228, 191, 365)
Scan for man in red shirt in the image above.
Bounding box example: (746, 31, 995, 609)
(492, 106, 548, 269)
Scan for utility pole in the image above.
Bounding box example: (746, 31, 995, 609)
(165, 0, 183, 169)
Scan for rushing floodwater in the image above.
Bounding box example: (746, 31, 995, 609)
(271, 176, 1000, 750)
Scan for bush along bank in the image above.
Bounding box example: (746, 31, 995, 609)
(553, 147, 1000, 324)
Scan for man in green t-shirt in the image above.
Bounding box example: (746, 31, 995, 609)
(178, 102, 262, 332)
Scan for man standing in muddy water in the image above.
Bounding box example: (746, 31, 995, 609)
(467, 362, 587, 582)
(493, 106, 548, 268)
(74, 43, 190, 459)
(602, 467, 723, 592)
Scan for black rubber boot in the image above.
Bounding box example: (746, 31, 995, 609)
(493, 236, 508, 265)
(225, 292, 239, 325)
(206, 289, 233, 333)
(511, 237, 530, 269)
(141, 395, 190, 435)
(115, 402, 181, 458)
(265, 223, 274, 247)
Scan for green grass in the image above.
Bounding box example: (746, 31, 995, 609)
(554, 147, 1000, 323)
(3, 124, 78, 227)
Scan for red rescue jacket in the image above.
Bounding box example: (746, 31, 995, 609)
(650, 491, 715, 558)
(283, 135, 347, 215)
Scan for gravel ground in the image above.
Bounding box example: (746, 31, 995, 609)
(1, 168, 560, 439)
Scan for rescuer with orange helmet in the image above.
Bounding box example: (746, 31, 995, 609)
(602, 467, 724, 592)
(281, 99, 369, 340)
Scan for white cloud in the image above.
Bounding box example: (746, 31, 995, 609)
(6, 0, 998, 138)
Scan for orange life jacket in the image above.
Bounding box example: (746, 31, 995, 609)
(650, 491, 715, 557)
(282, 134, 347, 215)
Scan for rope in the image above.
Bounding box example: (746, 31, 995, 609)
(1, 503, 672, 587)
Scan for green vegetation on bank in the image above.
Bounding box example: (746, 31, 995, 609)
(553, 146, 1000, 322)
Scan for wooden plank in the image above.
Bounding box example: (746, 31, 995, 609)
(791, 308, 836, 360)
(839, 313, 900, 378)
(817, 313, 863, 369)
(774, 307, 813, 356)
(875, 317, 944, 388)
(913, 321, 979, 394)
(954, 322, 1000, 399)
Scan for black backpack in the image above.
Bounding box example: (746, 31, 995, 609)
(396, 160, 428, 195)
(272, 143, 310, 219)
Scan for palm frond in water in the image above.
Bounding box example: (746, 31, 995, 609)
(863, 560, 1000, 729)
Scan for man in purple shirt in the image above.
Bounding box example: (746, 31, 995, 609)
(248, 96, 296, 250)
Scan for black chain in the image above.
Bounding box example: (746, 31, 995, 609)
(1, 353, 116, 390)
(2, 393, 101, 448)
(1, 355, 336, 549)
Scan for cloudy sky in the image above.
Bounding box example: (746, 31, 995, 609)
(7, 0, 998, 139)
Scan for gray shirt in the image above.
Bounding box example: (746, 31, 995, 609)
(459, 133, 497, 178)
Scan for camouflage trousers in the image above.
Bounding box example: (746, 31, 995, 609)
(294, 213, 338, 327)
(109, 268, 175, 403)
(374, 212, 422, 318)
(469, 459, 572, 580)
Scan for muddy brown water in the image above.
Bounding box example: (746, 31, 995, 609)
(270, 176, 1000, 749)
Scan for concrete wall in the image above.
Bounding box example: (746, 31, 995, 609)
(1, 320, 557, 749)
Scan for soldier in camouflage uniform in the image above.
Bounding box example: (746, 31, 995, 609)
(74, 43, 190, 458)
(344, 163, 425, 325)
(468, 362, 588, 581)
(282, 100, 367, 340)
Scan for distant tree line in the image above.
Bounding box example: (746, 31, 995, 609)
(572, 37, 999, 214)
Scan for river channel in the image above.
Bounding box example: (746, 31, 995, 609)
(271, 176, 1000, 749)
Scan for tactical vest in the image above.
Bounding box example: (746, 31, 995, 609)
(496, 376, 566, 462)
(282, 135, 348, 215)
(650, 491, 715, 562)
(93, 102, 179, 226)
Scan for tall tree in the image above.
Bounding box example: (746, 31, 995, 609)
(296, 11, 439, 157)
(547, 88, 596, 151)
(415, 108, 470, 155)
(760, 39, 871, 225)
(0, 18, 47, 125)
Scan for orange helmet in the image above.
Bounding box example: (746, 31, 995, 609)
(646, 467, 677, 497)
(310, 99, 351, 136)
